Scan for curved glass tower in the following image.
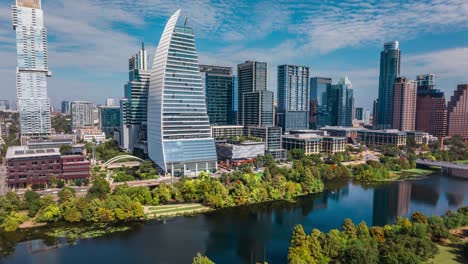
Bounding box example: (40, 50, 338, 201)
(147, 10, 217, 176)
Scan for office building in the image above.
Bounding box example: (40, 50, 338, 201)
(363, 109, 371, 124)
(237, 61, 274, 127)
(392, 77, 417, 131)
(355, 108, 364, 121)
(282, 133, 345, 155)
(246, 126, 286, 159)
(121, 43, 150, 152)
(377, 41, 401, 129)
(13, 0, 52, 135)
(329, 77, 354, 126)
(70, 101, 95, 130)
(99, 106, 120, 137)
(147, 10, 217, 176)
(200, 65, 234, 125)
(210, 125, 245, 139)
(6, 146, 90, 188)
(106, 99, 115, 107)
(216, 140, 265, 161)
(0, 100, 10, 110)
(447, 84, 468, 139)
(76, 127, 106, 144)
(358, 129, 407, 147)
(61, 101, 70, 115)
(21, 134, 76, 149)
(277, 65, 310, 132)
(415, 74, 447, 138)
(309, 77, 332, 129)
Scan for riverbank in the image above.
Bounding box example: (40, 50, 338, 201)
(144, 204, 213, 219)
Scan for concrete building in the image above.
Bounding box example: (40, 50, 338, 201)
(237, 61, 275, 127)
(247, 126, 286, 159)
(99, 106, 120, 137)
(358, 129, 407, 147)
(415, 74, 447, 138)
(6, 146, 90, 188)
(447, 84, 468, 139)
(322, 137, 346, 154)
(21, 134, 76, 149)
(329, 77, 354, 126)
(310, 77, 332, 129)
(377, 41, 401, 129)
(200, 65, 234, 125)
(392, 77, 417, 131)
(282, 133, 346, 155)
(147, 10, 217, 176)
(0, 100, 10, 111)
(106, 99, 115, 107)
(76, 127, 106, 144)
(210, 125, 245, 139)
(71, 101, 96, 130)
(277, 65, 310, 132)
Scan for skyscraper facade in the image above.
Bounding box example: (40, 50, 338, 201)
(415, 74, 447, 137)
(329, 77, 354, 126)
(199, 65, 234, 125)
(355, 107, 364, 121)
(147, 10, 217, 175)
(13, 0, 51, 135)
(0, 100, 10, 111)
(237, 61, 274, 127)
(447, 84, 468, 139)
(277, 65, 310, 132)
(392, 77, 417, 131)
(106, 99, 115, 107)
(70, 101, 95, 130)
(377, 41, 401, 129)
(99, 106, 120, 137)
(120, 43, 150, 151)
(310, 77, 332, 128)
(61, 101, 70, 115)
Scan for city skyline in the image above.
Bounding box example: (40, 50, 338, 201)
(0, 0, 467, 110)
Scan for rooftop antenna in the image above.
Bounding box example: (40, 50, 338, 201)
(184, 17, 188, 26)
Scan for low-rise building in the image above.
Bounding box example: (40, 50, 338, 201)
(21, 134, 76, 149)
(210, 125, 245, 139)
(406, 131, 426, 145)
(357, 129, 407, 147)
(282, 134, 346, 155)
(76, 127, 106, 144)
(6, 146, 90, 188)
(216, 140, 265, 161)
(322, 137, 346, 154)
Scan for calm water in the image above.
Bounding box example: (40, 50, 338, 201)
(3, 175, 468, 264)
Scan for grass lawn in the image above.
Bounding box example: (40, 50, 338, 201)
(144, 203, 211, 219)
(431, 244, 467, 264)
(454, 160, 468, 164)
(401, 168, 434, 175)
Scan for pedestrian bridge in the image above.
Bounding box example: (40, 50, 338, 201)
(416, 159, 468, 179)
(102, 155, 144, 169)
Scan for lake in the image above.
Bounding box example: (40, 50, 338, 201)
(2, 175, 467, 264)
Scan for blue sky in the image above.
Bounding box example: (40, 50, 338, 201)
(0, 0, 467, 110)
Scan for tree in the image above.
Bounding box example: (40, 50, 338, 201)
(5, 192, 21, 210)
(1, 212, 27, 232)
(288, 225, 315, 264)
(322, 229, 345, 259)
(61, 199, 82, 222)
(59, 145, 72, 155)
(23, 190, 41, 217)
(36, 204, 62, 222)
(411, 212, 428, 224)
(370, 226, 385, 242)
(155, 183, 172, 204)
(192, 253, 215, 264)
(356, 221, 370, 239)
(87, 177, 111, 199)
(48, 175, 59, 188)
(340, 239, 378, 264)
(232, 182, 250, 206)
(341, 218, 357, 239)
(58, 187, 76, 202)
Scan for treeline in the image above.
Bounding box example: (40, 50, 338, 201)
(288, 208, 468, 264)
(422, 135, 468, 162)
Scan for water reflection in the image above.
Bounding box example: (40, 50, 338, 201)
(372, 181, 411, 226)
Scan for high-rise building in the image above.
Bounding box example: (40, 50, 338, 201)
(329, 77, 354, 126)
(363, 109, 371, 124)
(199, 65, 234, 125)
(355, 107, 364, 121)
(106, 99, 115, 107)
(377, 41, 401, 129)
(392, 77, 417, 131)
(0, 100, 10, 111)
(447, 84, 468, 139)
(147, 10, 217, 176)
(237, 61, 274, 127)
(415, 74, 447, 138)
(61, 101, 70, 115)
(13, 0, 52, 135)
(277, 65, 310, 133)
(99, 106, 120, 137)
(310, 77, 332, 129)
(120, 43, 150, 151)
(70, 101, 95, 130)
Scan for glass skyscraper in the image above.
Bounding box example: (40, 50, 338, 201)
(13, 0, 51, 135)
(377, 41, 401, 128)
(147, 10, 217, 176)
(277, 65, 310, 133)
(310, 77, 332, 128)
(199, 65, 234, 125)
(120, 43, 150, 151)
(329, 77, 355, 127)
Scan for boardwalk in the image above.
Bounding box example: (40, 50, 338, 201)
(416, 159, 468, 179)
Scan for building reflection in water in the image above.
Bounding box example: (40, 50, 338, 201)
(410, 183, 439, 206)
(372, 181, 411, 226)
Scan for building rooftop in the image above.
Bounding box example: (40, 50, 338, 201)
(6, 146, 60, 160)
